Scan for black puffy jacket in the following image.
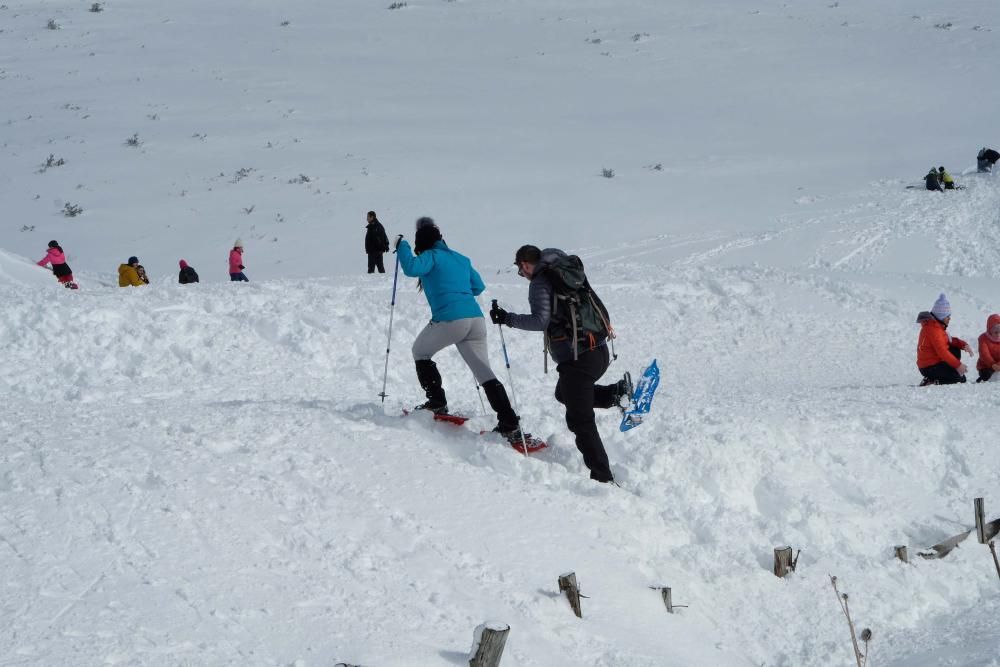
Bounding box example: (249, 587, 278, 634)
(365, 220, 390, 254)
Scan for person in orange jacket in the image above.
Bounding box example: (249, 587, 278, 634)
(916, 293, 973, 385)
(976, 314, 1000, 382)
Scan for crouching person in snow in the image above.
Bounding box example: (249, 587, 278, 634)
(37, 240, 77, 289)
(916, 294, 972, 385)
(491, 245, 629, 484)
(925, 167, 943, 192)
(976, 314, 1000, 382)
(938, 166, 956, 190)
(178, 259, 199, 284)
(978, 148, 999, 173)
(396, 217, 522, 442)
(118, 256, 146, 287)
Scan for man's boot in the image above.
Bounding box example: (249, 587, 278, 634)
(414, 360, 447, 413)
(482, 379, 520, 436)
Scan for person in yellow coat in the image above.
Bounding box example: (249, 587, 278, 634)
(118, 256, 146, 287)
(938, 166, 956, 190)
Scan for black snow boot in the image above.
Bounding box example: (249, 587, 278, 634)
(614, 372, 634, 408)
(481, 379, 520, 434)
(414, 360, 448, 413)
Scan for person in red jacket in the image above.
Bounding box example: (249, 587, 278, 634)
(916, 293, 973, 385)
(37, 240, 78, 289)
(976, 314, 1000, 382)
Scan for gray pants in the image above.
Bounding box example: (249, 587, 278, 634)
(412, 317, 497, 384)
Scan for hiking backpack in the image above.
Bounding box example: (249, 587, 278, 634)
(541, 254, 615, 367)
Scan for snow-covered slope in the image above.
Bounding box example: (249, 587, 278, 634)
(3, 0, 1000, 666)
(2, 0, 999, 276)
(0, 247, 66, 288)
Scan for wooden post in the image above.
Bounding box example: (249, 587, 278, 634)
(469, 622, 509, 667)
(894, 545, 908, 563)
(975, 497, 987, 544)
(558, 572, 583, 618)
(774, 546, 795, 577)
(661, 587, 673, 613)
(987, 542, 1000, 583)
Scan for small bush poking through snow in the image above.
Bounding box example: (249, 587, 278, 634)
(388, 2, 407, 9)
(39, 154, 66, 172)
(232, 167, 254, 183)
(125, 133, 141, 147)
(63, 203, 83, 217)
(89, 3, 103, 12)
(46, 19, 60, 30)
(601, 168, 615, 178)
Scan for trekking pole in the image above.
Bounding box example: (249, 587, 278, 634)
(474, 375, 487, 416)
(492, 299, 528, 453)
(378, 237, 404, 403)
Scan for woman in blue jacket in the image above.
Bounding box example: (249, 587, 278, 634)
(397, 217, 520, 439)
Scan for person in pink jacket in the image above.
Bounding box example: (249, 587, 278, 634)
(229, 239, 248, 282)
(37, 240, 78, 289)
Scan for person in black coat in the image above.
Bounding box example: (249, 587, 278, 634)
(978, 148, 1000, 173)
(365, 211, 390, 273)
(178, 259, 199, 284)
(925, 167, 943, 191)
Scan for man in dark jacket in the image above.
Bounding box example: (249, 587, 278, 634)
(365, 211, 390, 273)
(490, 245, 629, 484)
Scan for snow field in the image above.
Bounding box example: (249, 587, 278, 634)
(5, 171, 1000, 664)
(4, 0, 1000, 663)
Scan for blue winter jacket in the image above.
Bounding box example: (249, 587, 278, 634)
(397, 239, 485, 321)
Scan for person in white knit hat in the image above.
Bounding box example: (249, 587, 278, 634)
(229, 239, 248, 282)
(915, 293, 973, 385)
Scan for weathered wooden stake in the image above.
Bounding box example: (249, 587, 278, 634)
(558, 572, 583, 618)
(894, 545, 908, 563)
(469, 622, 510, 667)
(773, 546, 796, 577)
(975, 497, 987, 544)
(661, 586, 673, 613)
(989, 542, 1000, 582)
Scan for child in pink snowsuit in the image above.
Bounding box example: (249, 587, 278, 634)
(37, 240, 77, 289)
(229, 239, 248, 282)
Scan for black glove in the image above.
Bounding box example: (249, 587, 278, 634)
(239, 265, 245, 270)
(393, 234, 404, 252)
(489, 303, 508, 326)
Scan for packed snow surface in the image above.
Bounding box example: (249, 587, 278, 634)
(3, 0, 1000, 665)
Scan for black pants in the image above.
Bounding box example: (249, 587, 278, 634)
(919, 347, 966, 384)
(554, 345, 617, 482)
(367, 253, 385, 273)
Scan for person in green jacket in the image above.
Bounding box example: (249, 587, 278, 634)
(938, 166, 955, 190)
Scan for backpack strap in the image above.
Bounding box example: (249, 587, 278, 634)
(588, 291, 617, 361)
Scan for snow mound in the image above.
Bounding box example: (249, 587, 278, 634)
(0, 247, 62, 289)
